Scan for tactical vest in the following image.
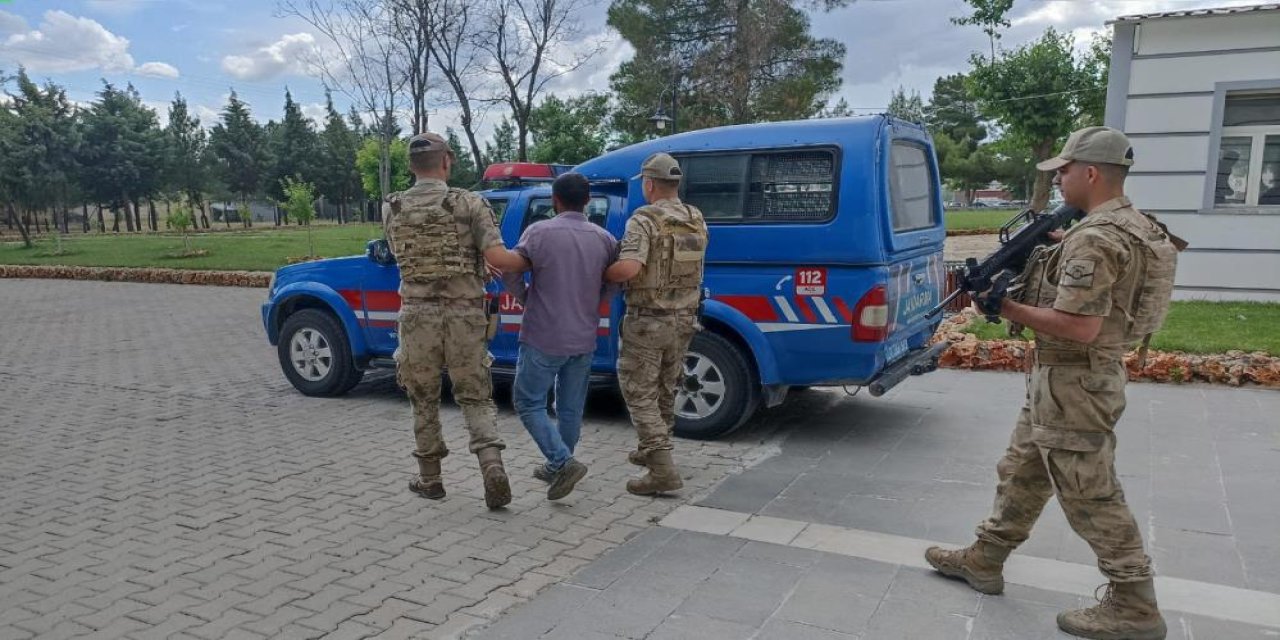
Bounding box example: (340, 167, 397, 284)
(1016, 207, 1179, 348)
(628, 203, 708, 310)
(387, 188, 485, 284)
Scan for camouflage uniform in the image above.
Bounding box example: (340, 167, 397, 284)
(383, 178, 505, 466)
(617, 196, 709, 455)
(976, 195, 1179, 584)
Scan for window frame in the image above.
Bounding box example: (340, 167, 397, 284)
(674, 145, 842, 225)
(887, 139, 940, 233)
(1201, 82, 1280, 214)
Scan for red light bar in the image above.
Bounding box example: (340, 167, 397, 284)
(482, 162, 558, 182)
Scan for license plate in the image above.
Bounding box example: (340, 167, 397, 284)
(885, 339, 908, 364)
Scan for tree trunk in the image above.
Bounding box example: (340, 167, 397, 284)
(1030, 137, 1056, 211)
(148, 199, 158, 232)
(112, 203, 122, 232)
(82, 203, 90, 233)
(223, 201, 231, 228)
(96, 204, 105, 233)
(132, 199, 142, 232)
(5, 202, 32, 248)
(274, 203, 281, 226)
(122, 197, 135, 232)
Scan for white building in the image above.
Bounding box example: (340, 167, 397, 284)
(1105, 3, 1280, 301)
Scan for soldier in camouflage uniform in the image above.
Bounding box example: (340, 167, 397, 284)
(605, 153, 709, 496)
(925, 127, 1184, 640)
(383, 132, 528, 510)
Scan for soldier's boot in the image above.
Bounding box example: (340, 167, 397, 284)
(923, 540, 1010, 595)
(476, 447, 512, 510)
(409, 458, 445, 500)
(1057, 580, 1167, 640)
(627, 449, 647, 467)
(626, 450, 683, 496)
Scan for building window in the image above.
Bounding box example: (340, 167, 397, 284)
(1213, 94, 1280, 209)
(679, 149, 837, 224)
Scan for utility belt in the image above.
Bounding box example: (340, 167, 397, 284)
(402, 297, 485, 309)
(1032, 346, 1123, 370)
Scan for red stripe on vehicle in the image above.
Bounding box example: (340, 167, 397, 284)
(794, 296, 818, 323)
(501, 324, 521, 333)
(597, 327, 609, 336)
(338, 289, 363, 310)
(832, 297, 854, 323)
(598, 301, 611, 316)
(363, 290, 401, 311)
(715, 295, 778, 322)
(366, 320, 397, 329)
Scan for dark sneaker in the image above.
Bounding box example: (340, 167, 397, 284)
(547, 459, 588, 500)
(533, 464, 554, 483)
(409, 478, 445, 500)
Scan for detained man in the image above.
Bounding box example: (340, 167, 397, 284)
(503, 173, 618, 500)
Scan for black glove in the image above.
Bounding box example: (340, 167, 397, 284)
(973, 270, 1016, 321)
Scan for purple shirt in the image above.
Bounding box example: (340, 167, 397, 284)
(503, 212, 619, 356)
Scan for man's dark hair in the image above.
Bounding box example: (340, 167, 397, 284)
(553, 172, 591, 210)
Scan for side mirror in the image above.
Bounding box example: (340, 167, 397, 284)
(367, 239, 396, 266)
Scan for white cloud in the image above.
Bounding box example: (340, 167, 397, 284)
(136, 61, 180, 79)
(301, 102, 328, 125)
(221, 32, 318, 82)
(1, 10, 135, 73)
(194, 104, 222, 127)
(0, 10, 26, 37)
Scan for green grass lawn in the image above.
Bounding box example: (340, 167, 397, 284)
(945, 208, 1014, 232)
(0, 225, 385, 272)
(962, 301, 1280, 355)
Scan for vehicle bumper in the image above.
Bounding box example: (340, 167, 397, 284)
(261, 302, 277, 345)
(866, 341, 949, 397)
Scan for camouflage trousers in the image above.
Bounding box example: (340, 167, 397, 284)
(617, 312, 698, 454)
(976, 355, 1152, 583)
(395, 300, 504, 463)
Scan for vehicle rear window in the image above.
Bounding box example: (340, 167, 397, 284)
(523, 197, 609, 232)
(890, 142, 937, 232)
(679, 149, 836, 224)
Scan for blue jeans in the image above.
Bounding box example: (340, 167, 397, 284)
(513, 343, 593, 472)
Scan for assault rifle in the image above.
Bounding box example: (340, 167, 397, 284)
(925, 204, 1086, 322)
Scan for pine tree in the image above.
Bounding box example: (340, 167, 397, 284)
(208, 91, 270, 227)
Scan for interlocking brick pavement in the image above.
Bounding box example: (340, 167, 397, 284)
(0, 279, 778, 639)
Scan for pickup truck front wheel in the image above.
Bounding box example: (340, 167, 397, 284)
(278, 308, 364, 396)
(673, 331, 759, 440)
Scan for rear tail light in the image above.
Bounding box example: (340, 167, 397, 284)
(851, 285, 889, 342)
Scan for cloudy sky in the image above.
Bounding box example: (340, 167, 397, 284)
(0, 0, 1240, 137)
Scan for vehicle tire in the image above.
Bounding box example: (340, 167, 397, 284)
(673, 331, 759, 440)
(278, 308, 364, 397)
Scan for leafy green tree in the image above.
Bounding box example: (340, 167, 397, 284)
(268, 89, 320, 216)
(967, 28, 1098, 209)
(887, 86, 926, 123)
(356, 137, 410, 200)
(484, 116, 517, 165)
(927, 73, 987, 152)
(446, 128, 480, 188)
(608, 0, 845, 140)
(951, 0, 1013, 62)
(1, 70, 80, 241)
(529, 94, 613, 165)
(816, 97, 854, 119)
(165, 205, 195, 254)
(317, 91, 361, 224)
(165, 92, 212, 228)
(208, 91, 269, 227)
(1076, 33, 1112, 128)
(281, 176, 318, 257)
(80, 82, 165, 233)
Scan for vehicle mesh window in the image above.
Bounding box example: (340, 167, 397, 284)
(744, 151, 834, 222)
(681, 154, 748, 220)
(681, 150, 835, 223)
(890, 142, 936, 232)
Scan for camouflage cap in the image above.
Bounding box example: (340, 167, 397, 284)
(640, 152, 683, 181)
(1036, 126, 1135, 171)
(408, 131, 451, 155)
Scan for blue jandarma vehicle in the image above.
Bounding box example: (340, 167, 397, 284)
(262, 115, 949, 439)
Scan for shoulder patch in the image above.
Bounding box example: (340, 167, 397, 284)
(1060, 258, 1096, 288)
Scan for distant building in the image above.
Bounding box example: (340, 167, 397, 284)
(1106, 3, 1280, 301)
